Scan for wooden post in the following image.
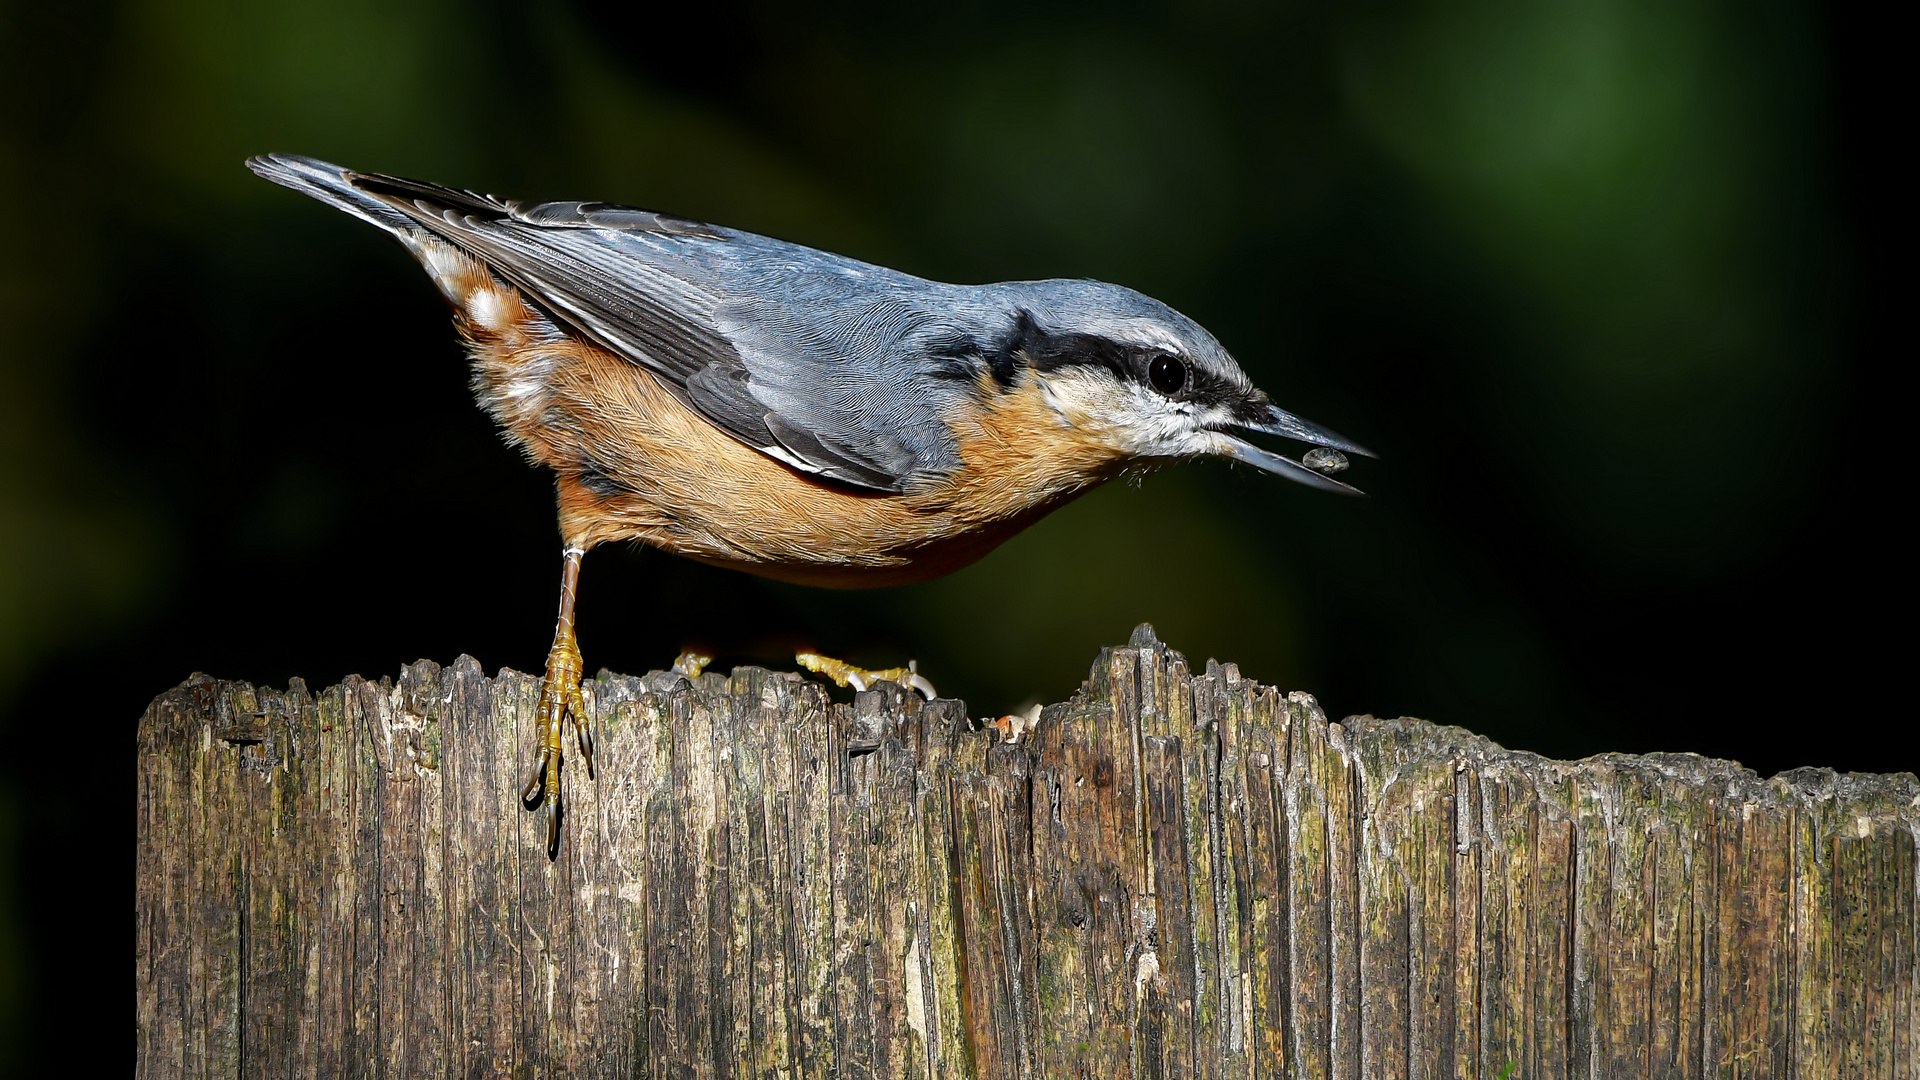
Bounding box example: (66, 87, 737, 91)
(136, 625, 1917, 1078)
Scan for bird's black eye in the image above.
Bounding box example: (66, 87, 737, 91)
(1148, 355, 1186, 395)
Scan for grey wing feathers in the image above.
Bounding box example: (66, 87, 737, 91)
(713, 291, 977, 489)
(250, 154, 966, 492)
(504, 200, 726, 238)
(341, 169, 747, 393)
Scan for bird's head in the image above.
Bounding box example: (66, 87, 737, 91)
(993, 280, 1373, 494)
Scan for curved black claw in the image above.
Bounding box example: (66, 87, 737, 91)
(521, 748, 551, 809)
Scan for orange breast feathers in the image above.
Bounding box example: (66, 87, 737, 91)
(450, 270, 1128, 588)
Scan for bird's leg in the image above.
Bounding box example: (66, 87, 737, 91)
(521, 545, 592, 858)
(794, 653, 938, 700)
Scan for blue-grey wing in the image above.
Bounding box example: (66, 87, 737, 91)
(704, 276, 984, 492)
(343, 169, 977, 492)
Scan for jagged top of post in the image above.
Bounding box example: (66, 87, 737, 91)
(156, 623, 1918, 818)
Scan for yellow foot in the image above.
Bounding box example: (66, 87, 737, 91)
(521, 625, 593, 858)
(795, 652, 937, 700)
(672, 651, 713, 678)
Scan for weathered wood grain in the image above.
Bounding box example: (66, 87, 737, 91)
(136, 625, 1919, 1078)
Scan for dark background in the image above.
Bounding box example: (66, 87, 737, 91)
(0, 0, 1904, 1067)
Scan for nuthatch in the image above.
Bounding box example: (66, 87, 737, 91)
(247, 154, 1372, 856)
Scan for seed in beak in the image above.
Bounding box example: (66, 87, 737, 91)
(1302, 448, 1350, 475)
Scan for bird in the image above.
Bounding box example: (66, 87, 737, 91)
(247, 153, 1372, 857)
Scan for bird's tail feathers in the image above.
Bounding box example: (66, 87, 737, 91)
(246, 153, 419, 238)
(246, 153, 511, 313)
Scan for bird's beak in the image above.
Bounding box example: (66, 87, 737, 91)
(1215, 405, 1374, 496)
(1244, 405, 1376, 458)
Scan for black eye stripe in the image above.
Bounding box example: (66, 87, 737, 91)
(999, 311, 1245, 406)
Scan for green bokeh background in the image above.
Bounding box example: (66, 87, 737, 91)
(0, 0, 1898, 1065)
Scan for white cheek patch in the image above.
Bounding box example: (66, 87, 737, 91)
(1037, 369, 1234, 459)
(1035, 368, 1125, 432)
(1035, 374, 1088, 426)
(1155, 403, 1243, 458)
(1126, 391, 1218, 458)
